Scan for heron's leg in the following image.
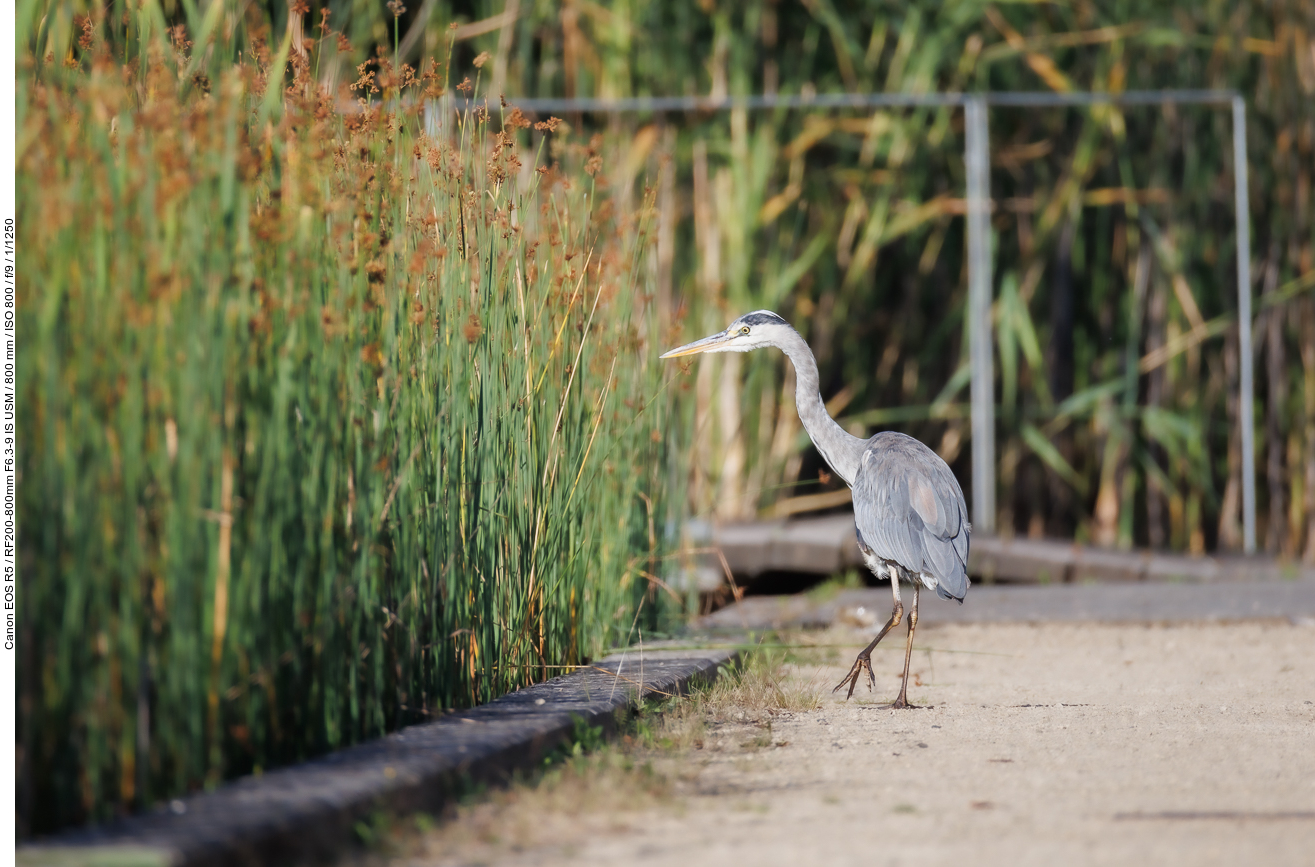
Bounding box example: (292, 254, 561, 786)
(891, 583, 921, 709)
(833, 567, 903, 700)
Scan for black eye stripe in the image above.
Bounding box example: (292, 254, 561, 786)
(740, 311, 788, 327)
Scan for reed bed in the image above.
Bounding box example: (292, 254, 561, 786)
(17, 8, 677, 832)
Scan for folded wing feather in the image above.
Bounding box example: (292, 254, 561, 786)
(851, 431, 970, 602)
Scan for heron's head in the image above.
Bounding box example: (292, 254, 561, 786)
(659, 310, 795, 359)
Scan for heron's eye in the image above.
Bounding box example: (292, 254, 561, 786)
(740, 326, 750, 335)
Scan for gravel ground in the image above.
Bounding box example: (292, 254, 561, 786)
(377, 620, 1315, 867)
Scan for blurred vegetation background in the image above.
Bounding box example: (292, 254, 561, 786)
(459, 0, 1315, 560)
(17, 0, 1315, 835)
(434, 0, 1310, 558)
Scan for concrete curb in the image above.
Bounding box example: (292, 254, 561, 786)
(20, 646, 739, 867)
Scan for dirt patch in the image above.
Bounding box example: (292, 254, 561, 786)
(363, 621, 1315, 866)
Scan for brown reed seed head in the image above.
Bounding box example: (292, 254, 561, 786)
(505, 108, 532, 130)
(463, 314, 483, 343)
(75, 14, 95, 51)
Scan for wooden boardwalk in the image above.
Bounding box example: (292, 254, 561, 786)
(710, 511, 1315, 584)
(699, 580, 1315, 631)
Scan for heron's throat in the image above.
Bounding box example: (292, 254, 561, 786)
(779, 334, 865, 487)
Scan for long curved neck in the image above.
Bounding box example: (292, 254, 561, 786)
(778, 328, 865, 487)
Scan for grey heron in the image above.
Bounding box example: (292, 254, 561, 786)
(661, 310, 970, 708)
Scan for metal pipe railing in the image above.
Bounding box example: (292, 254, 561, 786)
(964, 97, 995, 535)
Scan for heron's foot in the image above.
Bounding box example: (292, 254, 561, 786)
(880, 694, 929, 710)
(832, 654, 876, 700)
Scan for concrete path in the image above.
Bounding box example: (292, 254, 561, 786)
(381, 620, 1315, 867)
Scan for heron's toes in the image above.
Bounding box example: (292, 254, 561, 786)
(832, 655, 872, 701)
(830, 665, 856, 697)
(884, 694, 927, 710)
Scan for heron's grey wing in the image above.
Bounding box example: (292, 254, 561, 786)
(853, 459, 925, 575)
(853, 433, 970, 602)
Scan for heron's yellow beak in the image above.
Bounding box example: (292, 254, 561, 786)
(659, 330, 732, 359)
